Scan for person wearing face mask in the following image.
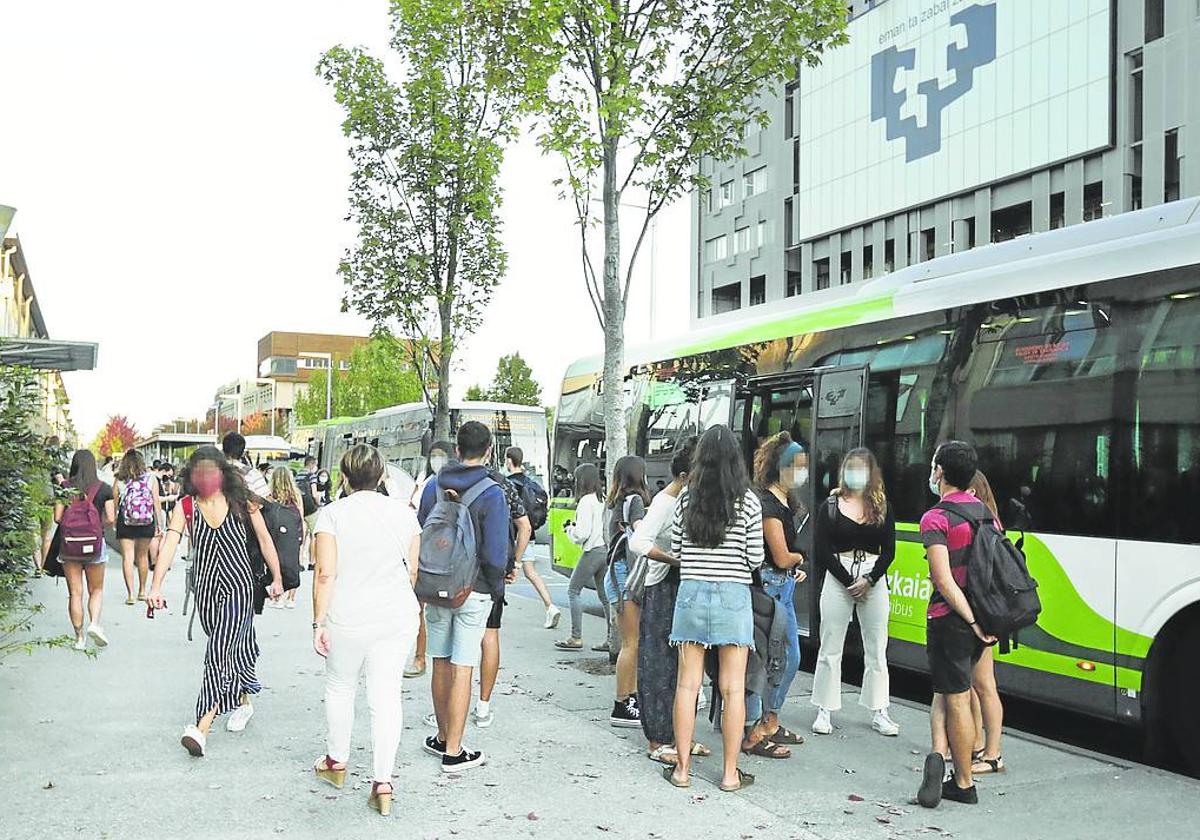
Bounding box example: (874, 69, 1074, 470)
(810, 447, 898, 737)
(742, 432, 809, 759)
(315, 469, 333, 507)
(147, 446, 284, 758)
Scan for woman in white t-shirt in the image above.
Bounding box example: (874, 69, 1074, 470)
(311, 444, 421, 818)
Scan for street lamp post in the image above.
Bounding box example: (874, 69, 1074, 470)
(300, 352, 335, 421)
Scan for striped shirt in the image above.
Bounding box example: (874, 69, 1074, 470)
(670, 488, 764, 584)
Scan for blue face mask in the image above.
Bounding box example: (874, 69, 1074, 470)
(843, 467, 869, 491)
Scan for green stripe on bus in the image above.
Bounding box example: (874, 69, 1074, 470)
(675, 294, 895, 358)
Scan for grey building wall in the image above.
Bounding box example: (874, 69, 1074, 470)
(691, 0, 1200, 325)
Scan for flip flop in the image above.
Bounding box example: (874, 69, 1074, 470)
(554, 638, 583, 650)
(647, 745, 679, 765)
(662, 765, 690, 788)
(741, 738, 791, 759)
(770, 726, 805, 745)
(690, 742, 712, 757)
(720, 768, 755, 792)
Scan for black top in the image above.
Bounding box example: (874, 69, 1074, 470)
(813, 495, 896, 587)
(757, 488, 799, 570)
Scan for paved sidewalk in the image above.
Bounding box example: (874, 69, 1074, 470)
(2, 550, 1199, 840)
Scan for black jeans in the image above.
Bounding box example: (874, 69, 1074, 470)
(638, 570, 680, 745)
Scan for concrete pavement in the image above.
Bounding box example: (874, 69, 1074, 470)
(2, 547, 1199, 840)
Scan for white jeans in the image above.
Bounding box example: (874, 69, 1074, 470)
(324, 621, 418, 782)
(811, 577, 891, 712)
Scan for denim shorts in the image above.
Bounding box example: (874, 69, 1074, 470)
(603, 559, 628, 605)
(670, 579, 754, 649)
(425, 593, 491, 667)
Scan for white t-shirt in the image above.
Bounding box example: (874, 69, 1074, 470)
(314, 490, 421, 630)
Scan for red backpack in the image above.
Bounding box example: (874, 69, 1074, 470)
(59, 484, 105, 562)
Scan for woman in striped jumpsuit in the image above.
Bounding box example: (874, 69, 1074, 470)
(148, 446, 283, 757)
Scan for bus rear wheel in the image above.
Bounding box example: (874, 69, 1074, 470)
(1152, 619, 1200, 775)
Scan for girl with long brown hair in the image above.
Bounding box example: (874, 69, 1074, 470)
(113, 448, 161, 605)
(811, 447, 899, 737)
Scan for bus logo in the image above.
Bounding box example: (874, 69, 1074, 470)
(870, 2, 997, 162)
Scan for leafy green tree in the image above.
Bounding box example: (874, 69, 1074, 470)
(486, 352, 541, 406)
(0, 364, 75, 659)
(292, 334, 424, 426)
(534, 0, 847, 464)
(464, 383, 489, 401)
(318, 0, 558, 439)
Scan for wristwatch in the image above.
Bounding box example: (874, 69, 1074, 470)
(312, 622, 323, 630)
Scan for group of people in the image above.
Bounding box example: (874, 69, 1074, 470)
(554, 429, 1005, 806)
(40, 415, 1007, 815)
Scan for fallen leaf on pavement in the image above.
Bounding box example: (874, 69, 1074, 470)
(527, 813, 539, 821)
(875, 816, 891, 824)
(847, 794, 864, 802)
(42, 781, 54, 790)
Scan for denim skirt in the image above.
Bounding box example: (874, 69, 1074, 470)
(670, 579, 754, 649)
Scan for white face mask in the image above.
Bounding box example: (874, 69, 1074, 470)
(793, 467, 809, 487)
(430, 456, 448, 474)
(928, 469, 941, 496)
(843, 467, 869, 491)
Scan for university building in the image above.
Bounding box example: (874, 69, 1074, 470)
(691, 0, 1200, 322)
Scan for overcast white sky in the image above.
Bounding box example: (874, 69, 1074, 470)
(0, 0, 689, 441)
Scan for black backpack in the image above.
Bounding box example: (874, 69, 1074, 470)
(511, 473, 549, 531)
(936, 500, 1041, 653)
(297, 472, 318, 517)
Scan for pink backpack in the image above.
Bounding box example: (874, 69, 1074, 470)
(121, 475, 155, 527)
(60, 484, 105, 561)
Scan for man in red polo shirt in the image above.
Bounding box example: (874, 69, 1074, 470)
(917, 441, 997, 809)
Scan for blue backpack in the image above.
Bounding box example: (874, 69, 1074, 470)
(415, 477, 496, 608)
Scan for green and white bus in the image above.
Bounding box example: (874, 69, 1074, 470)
(550, 198, 1200, 767)
(294, 400, 549, 487)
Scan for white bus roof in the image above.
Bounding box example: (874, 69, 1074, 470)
(365, 400, 545, 420)
(565, 197, 1200, 378)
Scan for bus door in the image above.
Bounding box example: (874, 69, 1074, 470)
(737, 365, 869, 638)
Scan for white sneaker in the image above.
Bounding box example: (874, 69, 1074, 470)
(285, 600, 296, 610)
(473, 705, 494, 728)
(696, 692, 708, 712)
(872, 708, 900, 737)
(423, 711, 439, 728)
(72, 635, 86, 651)
(226, 703, 254, 732)
(268, 600, 285, 610)
(544, 605, 562, 630)
(181, 724, 206, 757)
(86, 624, 109, 648)
(812, 708, 833, 735)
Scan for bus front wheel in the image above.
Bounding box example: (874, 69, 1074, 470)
(1148, 617, 1200, 775)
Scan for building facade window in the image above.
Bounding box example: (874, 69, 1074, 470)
(993, 202, 1032, 242)
(735, 227, 751, 253)
(786, 247, 802, 297)
(1083, 182, 1105, 221)
(719, 180, 734, 208)
(756, 220, 767, 248)
(884, 238, 895, 273)
(1050, 192, 1066, 229)
(1165, 129, 1181, 202)
(1130, 55, 1144, 144)
(784, 199, 795, 246)
(705, 235, 729, 262)
(863, 244, 874, 279)
(840, 251, 852, 285)
(711, 282, 741, 314)
(814, 258, 830, 290)
(1146, 0, 1164, 42)
(743, 167, 767, 198)
(750, 275, 766, 306)
(921, 228, 936, 261)
(1131, 146, 1144, 211)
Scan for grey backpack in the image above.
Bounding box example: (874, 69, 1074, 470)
(415, 477, 496, 609)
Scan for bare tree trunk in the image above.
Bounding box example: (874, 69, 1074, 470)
(435, 296, 453, 442)
(600, 136, 627, 472)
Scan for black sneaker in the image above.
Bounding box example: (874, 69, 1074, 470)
(610, 696, 641, 728)
(423, 734, 446, 757)
(941, 774, 978, 805)
(917, 752, 945, 808)
(441, 748, 485, 773)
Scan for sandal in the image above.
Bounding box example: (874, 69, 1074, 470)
(554, 638, 583, 650)
(662, 765, 690, 788)
(769, 726, 805, 745)
(972, 755, 1006, 775)
(741, 738, 791, 759)
(403, 660, 426, 678)
(720, 768, 755, 792)
(690, 742, 712, 757)
(647, 745, 679, 765)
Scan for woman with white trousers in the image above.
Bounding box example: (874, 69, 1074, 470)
(811, 447, 899, 737)
(311, 444, 422, 817)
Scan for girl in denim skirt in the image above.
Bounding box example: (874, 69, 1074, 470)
(664, 425, 764, 793)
